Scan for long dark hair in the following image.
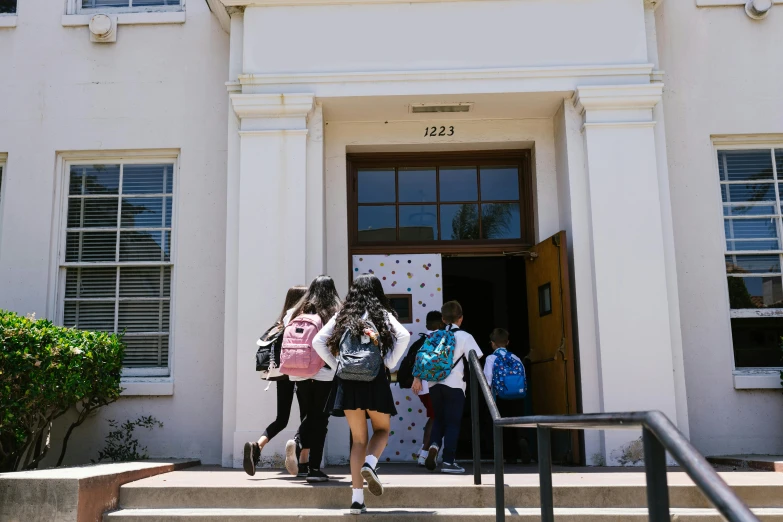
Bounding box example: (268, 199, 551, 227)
(327, 274, 397, 356)
(289, 275, 341, 323)
(276, 285, 307, 324)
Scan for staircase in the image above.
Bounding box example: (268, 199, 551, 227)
(103, 464, 783, 521)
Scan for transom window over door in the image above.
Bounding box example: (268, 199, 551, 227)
(60, 162, 175, 376)
(719, 147, 783, 368)
(348, 151, 532, 252)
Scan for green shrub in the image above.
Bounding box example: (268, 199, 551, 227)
(0, 310, 124, 472)
(96, 416, 164, 463)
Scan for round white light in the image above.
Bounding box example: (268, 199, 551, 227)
(89, 14, 113, 37)
(746, 0, 773, 19)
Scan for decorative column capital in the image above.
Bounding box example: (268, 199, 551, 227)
(230, 93, 315, 121)
(574, 84, 663, 115)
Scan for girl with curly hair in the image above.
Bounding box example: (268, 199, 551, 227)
(312, 274, 410, 514)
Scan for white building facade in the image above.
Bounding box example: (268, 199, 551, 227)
(0, 0, 781, 468)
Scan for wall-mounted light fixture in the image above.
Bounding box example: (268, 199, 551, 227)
(745, 0, 773, 19)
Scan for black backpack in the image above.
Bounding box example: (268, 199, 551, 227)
(397, 333, 427, 389)
(256, 323, 287, 381)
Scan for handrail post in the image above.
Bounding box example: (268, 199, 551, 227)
(643, 427, 670, 522)
(538, 426, 554, 522)
(494, 424, 505, 521)
(470, 366, 481, 485)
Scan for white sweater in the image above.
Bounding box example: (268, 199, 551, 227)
(312, 311, 411, 375)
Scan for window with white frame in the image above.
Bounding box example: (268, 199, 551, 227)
(719, 147, 783, 368)
(75, 0, 180, 13)
(61, 162, 174, 375)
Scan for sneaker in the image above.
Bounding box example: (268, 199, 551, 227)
(360, 462, 384, 496)
(424, 445, 438, 471)
(441, 461, 465, 474)
(349, 502, 366, 515)
(297, 463, 309, 478)
(242, 442, 258, 476)
(284, 440, 298, 476)
(306, 468, 329, 483)
(417, 453, 426, 467)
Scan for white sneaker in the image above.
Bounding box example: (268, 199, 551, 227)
(441, 461, 465, 474)
(417, 453, 426, 467)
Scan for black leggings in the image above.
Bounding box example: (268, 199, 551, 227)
(262, 379, 303, 441)
(295, 379, 332, 469)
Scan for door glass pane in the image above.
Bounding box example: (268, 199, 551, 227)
(718, 150, 774, 182)
(481, 203, 521, 239)
(358, 169, 395, 203)
(440, 204, 479, 240)
(358, 205, 396, 242)
(439, 167, 477, 202)
(730, 318, 783, 367)
(727, 276, 783, 308)
(399, 205, 437, 241)
(480, 166, 519, 201)
(398, 168, 436, 203)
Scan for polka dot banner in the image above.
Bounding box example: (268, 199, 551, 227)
(352, 253, 443, 462)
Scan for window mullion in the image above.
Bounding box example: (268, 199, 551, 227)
(772, 148, 783, 289)
(115, 164, 123, 334)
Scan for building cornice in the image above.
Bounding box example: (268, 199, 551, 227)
(574, 84, 663, 114)
(229, 93, 316, 120)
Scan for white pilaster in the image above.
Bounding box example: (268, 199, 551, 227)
(574, 84, 680, 464)
(228, 92, 318, 466)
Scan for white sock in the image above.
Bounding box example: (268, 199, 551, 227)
(352, 488, 364, 504)
(419, 449, 428, 457)
(364, 454, 378, 469)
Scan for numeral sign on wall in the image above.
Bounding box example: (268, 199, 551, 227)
(424, 126, 455, 137)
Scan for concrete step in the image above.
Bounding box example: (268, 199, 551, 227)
(105, 507, 783, 522)
(117, 466, 783, 510)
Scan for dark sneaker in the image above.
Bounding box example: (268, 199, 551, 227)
(297, 463, 309, 478)
(424, 445, 438, 471)
(284, 440, 298, 476)
(242, 442, 257, 476)
(306, 468, 329, 483)
(360, 463, 383, 496)
(253, 443, 261, 467)
(441, 461, 465, 474)
(349, 502, 366, 515)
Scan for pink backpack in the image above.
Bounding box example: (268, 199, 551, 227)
(279, 313, 325, 378)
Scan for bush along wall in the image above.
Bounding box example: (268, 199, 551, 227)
(0, 310, 124, 472)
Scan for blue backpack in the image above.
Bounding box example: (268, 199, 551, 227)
(412, 327, 462, 383)
(491, 348, 527, 400)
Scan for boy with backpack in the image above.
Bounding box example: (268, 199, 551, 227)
(484, 328, 531, 464)
(412, 301, 482, 474)
(397, 310, 444, 465)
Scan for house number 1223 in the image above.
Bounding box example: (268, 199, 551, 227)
(424, 126, 454, 137)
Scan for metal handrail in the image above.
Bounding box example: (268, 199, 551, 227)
(467, 351, 760, 522)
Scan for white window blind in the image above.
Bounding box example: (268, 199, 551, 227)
(62, 163, 174, 372)
(81, 0, 179, 7)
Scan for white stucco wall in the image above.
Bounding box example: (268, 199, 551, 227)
(657, 1, 783, 455)
(0, 1, 229, 465)
(243, 0, 648, 75)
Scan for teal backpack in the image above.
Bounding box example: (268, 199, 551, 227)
(412, 327, 462, 382)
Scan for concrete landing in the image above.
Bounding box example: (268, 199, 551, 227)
(709, 455, 783, 472)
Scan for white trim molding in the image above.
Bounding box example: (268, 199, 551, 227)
(230, 93, 315, 120)
(733, 370, 782, 390)
(121, 378, 175, 396)
(0, 15, 17, 28)
(224, 0, 664, 6)
(62, 11, 186, 27)
(574, 84, 664, 114)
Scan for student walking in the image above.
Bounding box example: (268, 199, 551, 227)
(281, 276, 342, 483)
(484, 328, 531, 464)
(243, 285, 307, 476)
(312, 274, 410, 514)
(398, 310, 444, 465)
(412, 301, 482, 474)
